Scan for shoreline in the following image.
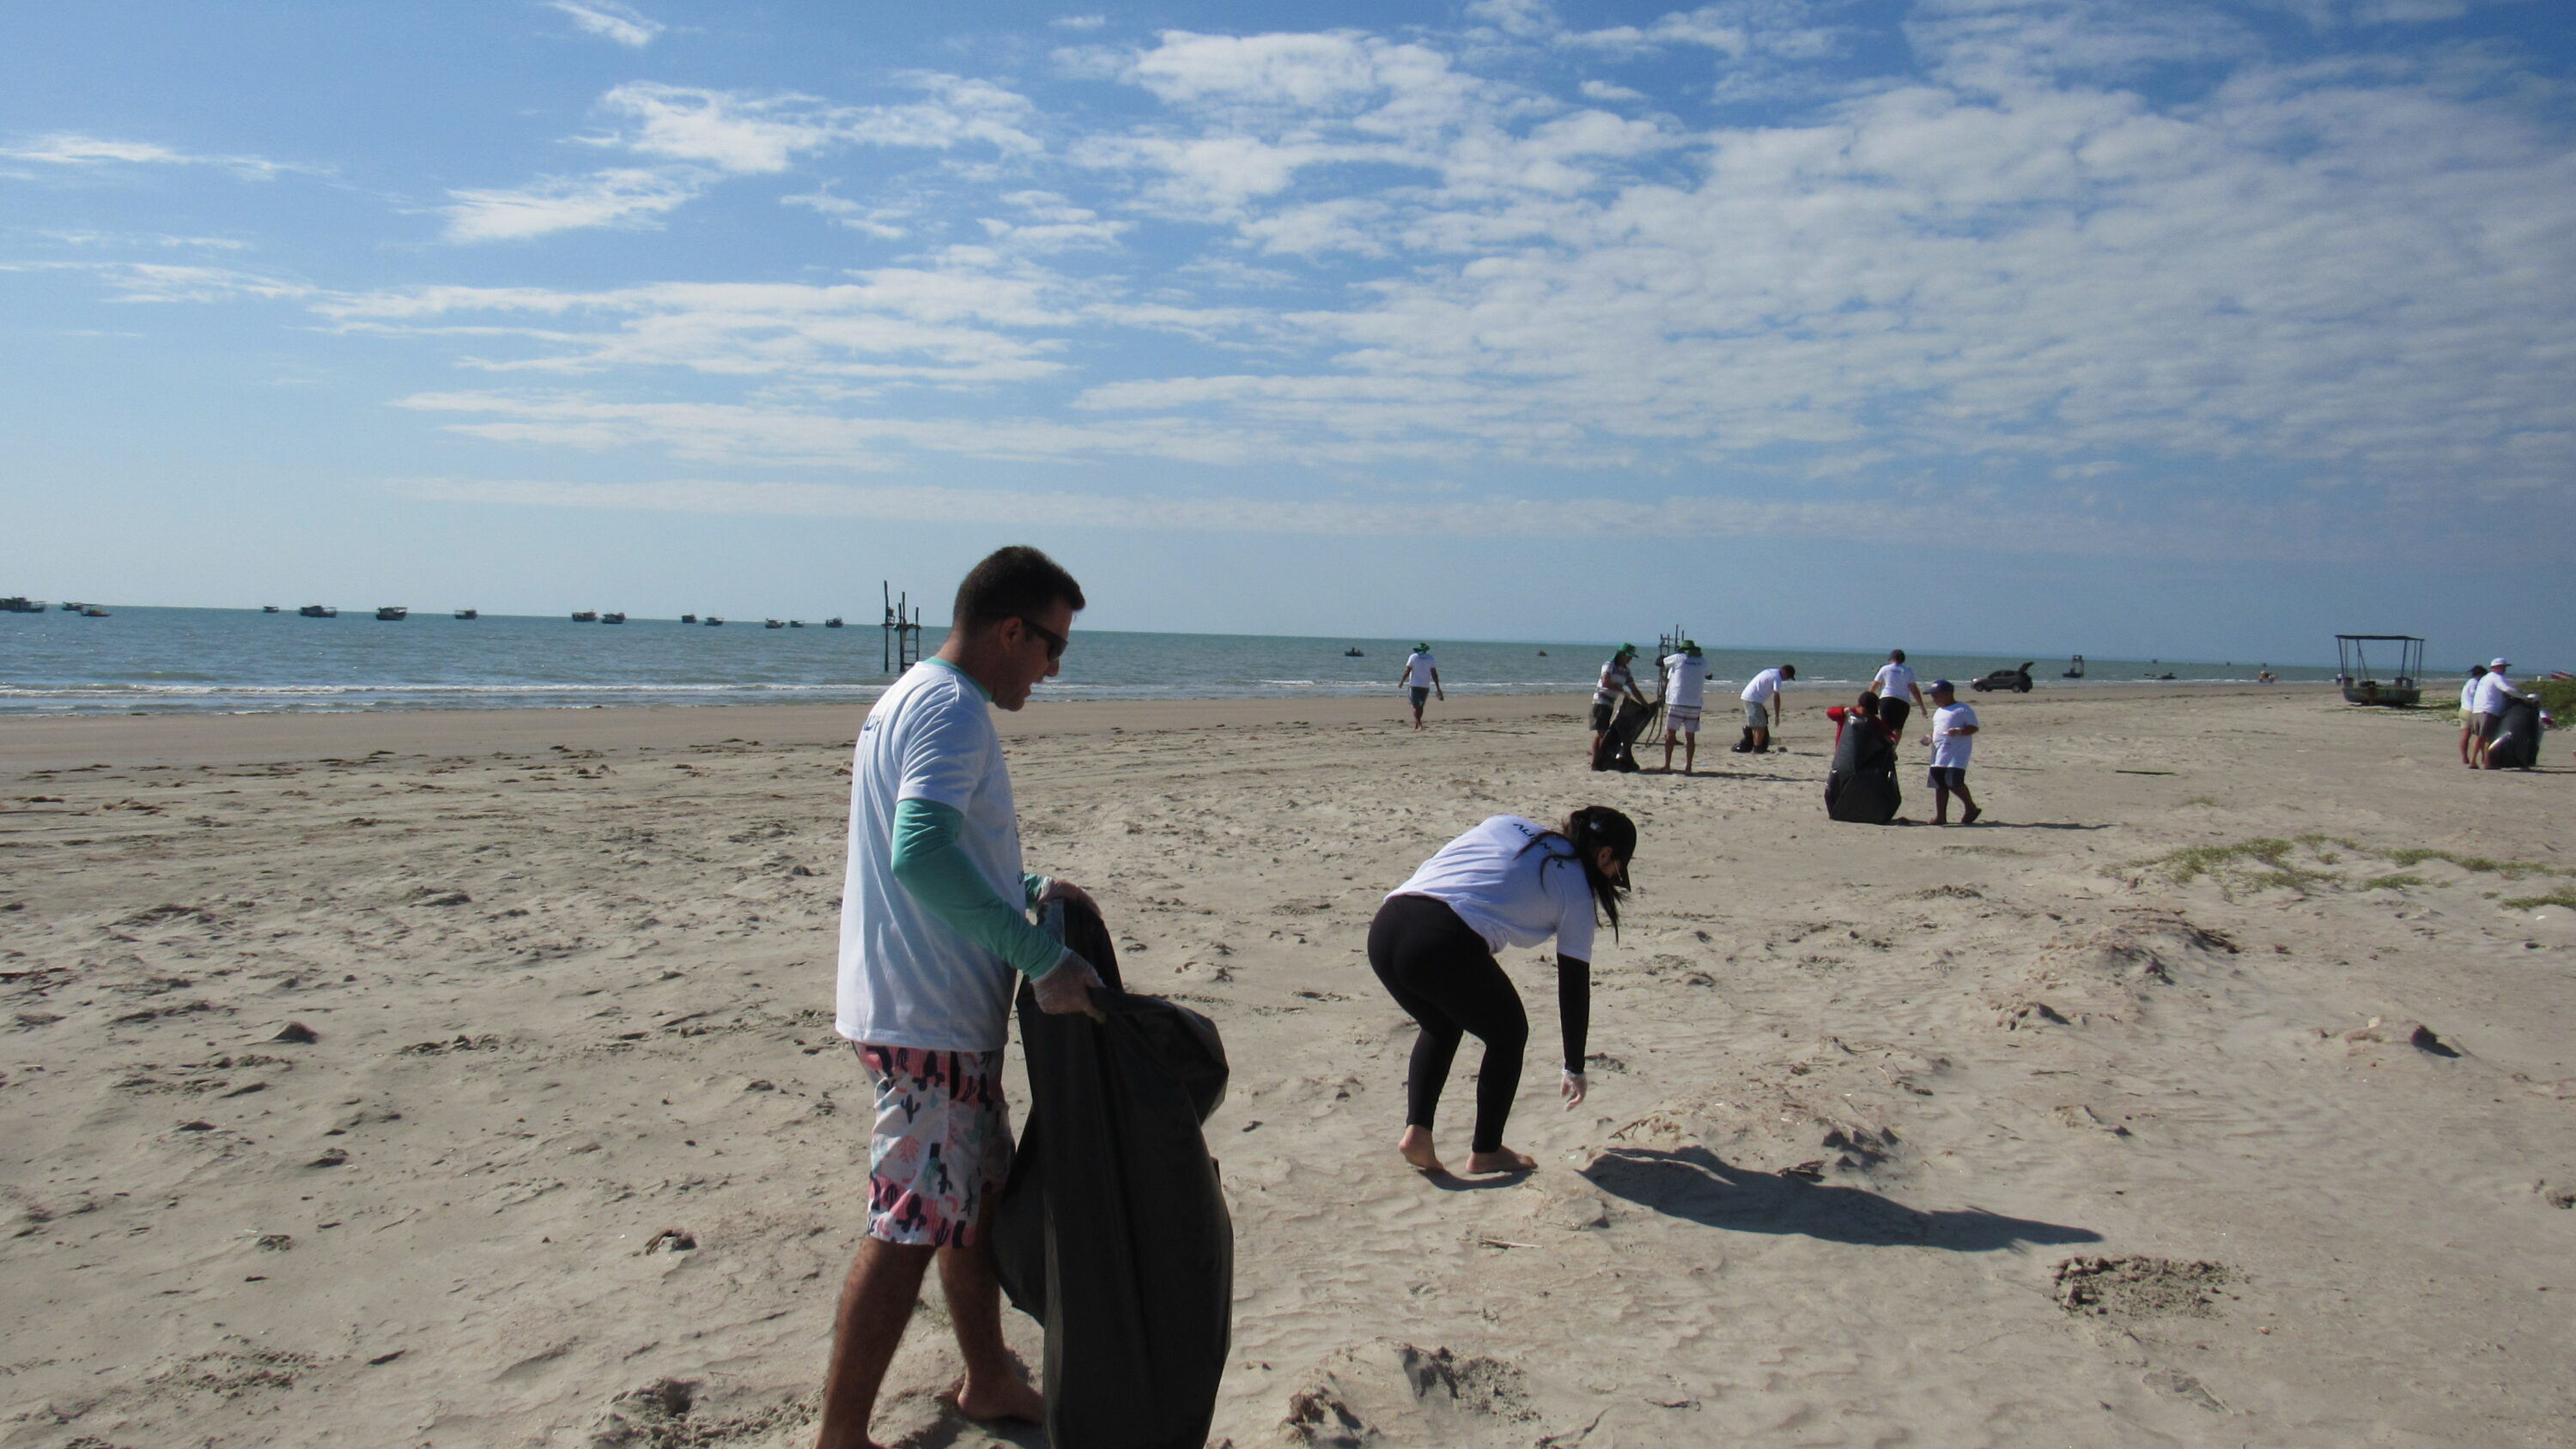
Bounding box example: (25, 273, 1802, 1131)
(0, 681, 2337, 773)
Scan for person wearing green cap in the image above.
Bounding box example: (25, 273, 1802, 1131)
(1591, 644, 1649, 762)
(1658, 641, 1710, 773)
(1398, 643, 1443, 731)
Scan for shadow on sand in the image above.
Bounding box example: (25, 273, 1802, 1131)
(1583, 1146, 2101, 1252)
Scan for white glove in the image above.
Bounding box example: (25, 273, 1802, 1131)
(1560, 1070, 1588, 1108)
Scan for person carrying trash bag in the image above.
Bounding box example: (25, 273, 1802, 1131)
(991, 899, 1233, 1449)
(1825, 694, 1903, 824)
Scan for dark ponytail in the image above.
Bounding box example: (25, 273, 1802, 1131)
(1520, 804, 1636, 939)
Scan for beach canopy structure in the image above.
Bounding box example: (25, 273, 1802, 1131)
(2335, 634, 2424, 706)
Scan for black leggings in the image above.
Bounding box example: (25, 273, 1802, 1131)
(1367, 894, 1528, 1154)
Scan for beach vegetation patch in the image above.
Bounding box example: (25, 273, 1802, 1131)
(2503, 890, 2576, 911)
(2131, 836, 2572, 899)
(2361, 873, 2427, 890)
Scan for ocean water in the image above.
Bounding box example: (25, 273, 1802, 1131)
(0, 606, 2344, 715)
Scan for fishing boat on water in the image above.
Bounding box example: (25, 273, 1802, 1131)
(681, 614, 697, 623)
(601, 612, 626, 624)
(454, 609, 478, 620)
(571, 610, 599, 622)
(59, 601, 84, 612)
(79, 606, 110, 617)
(824, 616, 844, 627)
(299, 604, 337, 618)
(375, 606, 409, 621)
(261, 604, 281, 613)
(764, 618, 786, 629)
(1, 597, 43, 614)
(704, 615, 723, 626)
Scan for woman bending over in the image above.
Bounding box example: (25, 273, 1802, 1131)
(1365, 807, 1636, 1175)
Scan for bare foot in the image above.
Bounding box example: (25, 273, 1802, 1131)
(948, 1372, 1044, 1424)
(1464, 1147, 1537, 1174)
(1398, 1126, 1444, 1174)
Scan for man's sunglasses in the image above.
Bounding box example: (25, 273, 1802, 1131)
(1016, 615, 1068, 662)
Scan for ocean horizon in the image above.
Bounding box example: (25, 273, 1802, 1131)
(0, 605, 2355, 716)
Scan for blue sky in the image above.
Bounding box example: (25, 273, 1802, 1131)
(3, 0, 2571, 664)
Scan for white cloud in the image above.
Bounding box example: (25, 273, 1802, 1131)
(782, 186, 910, 238)
(600, 77, 1040, 173)
(546, 0, 663, 46)
(441, 167, 702, 241)
(1052, 14, 1108, 30)
(1579, 80, 1648, 102)
(0, 260, 311, 303)
(0, 132, 307, 177)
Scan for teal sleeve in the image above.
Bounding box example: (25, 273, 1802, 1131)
(1024, 872, 1049, 908)
(890, 798, 1064, 979)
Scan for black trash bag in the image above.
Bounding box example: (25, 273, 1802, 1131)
(2483, 696, 2543, 770)
(990, 898, 1233, 1449)
(1590, 695, 1660, 772)
(1825, 717, 1901, 824)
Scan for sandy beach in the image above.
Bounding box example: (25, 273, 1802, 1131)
(3, 682, 2571, 1448)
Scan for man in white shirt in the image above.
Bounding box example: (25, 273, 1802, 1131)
(1869, 650, 1926, 733)
(1659, 641, 1710, 773)
(2458, 664, 2488, 767)
(1398, 644, 1443, 731)
(817, 545, 1105, 1449)
(1590, 644, 1647, 762)
(1738, 663, 1796, 753)
(2470, 658, 2532, 768)
(1920, 678, 1981, 825)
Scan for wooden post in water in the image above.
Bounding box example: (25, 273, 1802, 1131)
(882, 583, 925, 675)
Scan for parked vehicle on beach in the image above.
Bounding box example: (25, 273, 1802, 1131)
(375, 605, 408, 621)
(1970, 662, 2034, 694)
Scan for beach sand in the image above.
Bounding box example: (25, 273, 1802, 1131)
(3, 684, 2571, 1447)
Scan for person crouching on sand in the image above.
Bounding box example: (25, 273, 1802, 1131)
(1365, 807, 1634, 1176)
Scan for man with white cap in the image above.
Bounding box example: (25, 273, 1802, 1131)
(2470, 658, 2534, 768)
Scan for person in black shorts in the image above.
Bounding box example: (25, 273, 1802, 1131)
(1365, 807, 1636, 1176)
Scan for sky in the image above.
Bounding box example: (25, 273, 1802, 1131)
(3, 0, 2571, 665)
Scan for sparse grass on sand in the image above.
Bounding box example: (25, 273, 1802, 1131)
(2501, 889, 2576, 911)
(2132, 835, 2574, 902)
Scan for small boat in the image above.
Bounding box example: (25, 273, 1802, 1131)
(571, 610, 599, 623)
(2063, 654, 2085, 678)
(80, 606, 110, 617)
(788, 619, 804, 627)
(601, 612, 626, 624)
(260, 604, 280, 614)
(299, 604, 337, 618)
(681, 614, 698, 624)
(375, 605, 408, 621)
(704, 615, 723, 627)
(1537, 651, 1547, 657)
(764, 618, 786, 629)
(1344, 648, 1364, 657)
(0, 597, 43, 614)
(823, 616, 844, 628)
(2335, 635, 2422, 706)
(454, 609, 478, 621)
(60, 601, 84, 612)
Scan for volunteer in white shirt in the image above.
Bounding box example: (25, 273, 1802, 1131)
(2458, 664, 2488, 767)
(1870, 649, 1926, 733)
(1398, 644, 1443, 731)
(1659, 640, 1710, 773)
(1739, 663, 1797, 753)
(1366, 809, 1636, 1178)
(1591, 644, 1648, 762)
(2471, 658, 2533, 768)
(817, 545, 1103, 1446)
(1920, 677, 1982, 825)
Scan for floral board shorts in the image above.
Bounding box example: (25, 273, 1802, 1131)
(852, 1043, 1012, 1248)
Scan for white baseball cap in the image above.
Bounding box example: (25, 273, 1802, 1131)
(2491, 658, 2510, 670)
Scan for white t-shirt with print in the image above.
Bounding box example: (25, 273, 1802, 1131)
(837, 658, 1029, 1052)
(1661, 652, 1708, 709)
(1741, 667, 1786, 705)
(1403, 652, 1438, 688)
(1874, 662, 1918, 701)
(1930, 701, 1979, 769)
(1595, 659, 1635, 706)
(2474, 671, 2519, 715)
(1388, 815, 1598, 963)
